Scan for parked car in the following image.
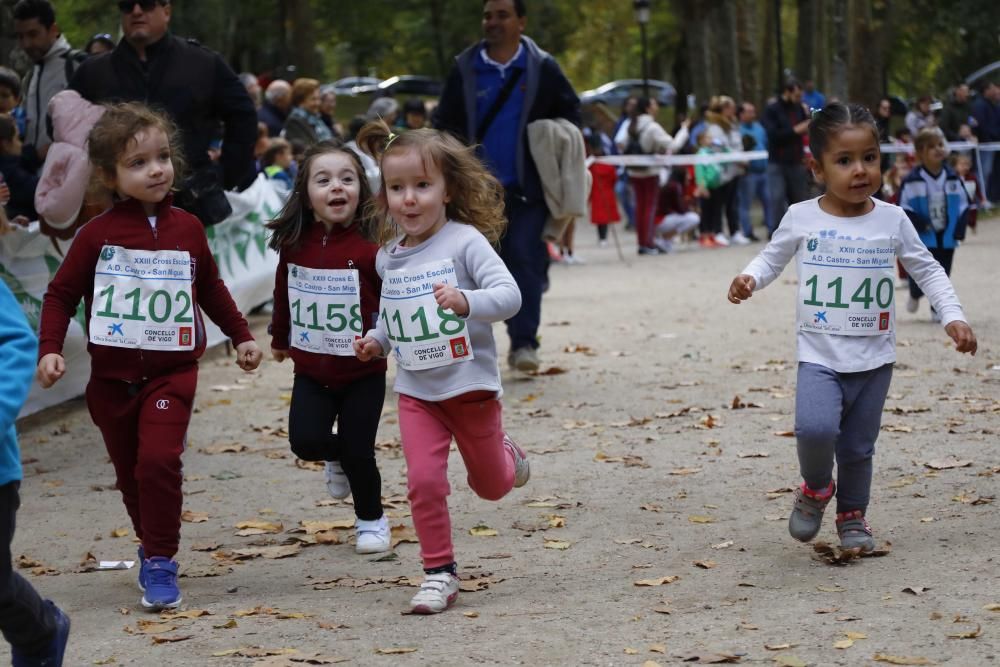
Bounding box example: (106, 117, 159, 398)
(330, 76, 382, 96)
(580, 79, 676, 109)
(355, 75, 444, 98)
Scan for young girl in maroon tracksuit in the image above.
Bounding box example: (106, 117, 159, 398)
(267, 142, 390, 554)
(37, 103, 262, 611)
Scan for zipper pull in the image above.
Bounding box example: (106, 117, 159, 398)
(348, 259, 355, 269)
(322, 234, 328, 247)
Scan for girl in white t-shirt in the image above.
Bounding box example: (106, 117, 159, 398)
(727, 102, 977, 553)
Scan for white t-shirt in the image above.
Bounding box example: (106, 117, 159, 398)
(742, 197, 966, 373)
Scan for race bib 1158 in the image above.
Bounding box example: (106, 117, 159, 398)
(90, 246, 195, 350)
(287, 264, 362, 356)
(797, 236, 896, 336)
(380, 258, 473, 371)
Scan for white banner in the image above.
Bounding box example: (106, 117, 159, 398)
(3, 174, 286, 417)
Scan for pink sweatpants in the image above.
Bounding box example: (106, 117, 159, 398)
(398, 390, 515, 569)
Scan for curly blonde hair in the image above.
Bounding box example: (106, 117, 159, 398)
(355, 120, 507, 246)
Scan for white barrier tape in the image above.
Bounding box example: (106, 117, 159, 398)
(592, 142, 1000, 167)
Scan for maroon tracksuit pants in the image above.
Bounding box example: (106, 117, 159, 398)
(86, 365, 197, 558)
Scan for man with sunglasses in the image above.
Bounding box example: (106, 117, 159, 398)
(12, 0, 86, 163)
(69, 0, 257, 225)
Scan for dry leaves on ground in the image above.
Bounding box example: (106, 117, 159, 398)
(872, 654, 935, 665)
(634, 576, 680, 587)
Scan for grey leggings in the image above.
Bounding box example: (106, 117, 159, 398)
(794, 362, 893, 514)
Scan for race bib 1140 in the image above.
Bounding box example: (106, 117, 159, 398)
(380, 258, 473, 371)
(797, 236, 896, 336)
(90, 246, 195, 350)
(287, 264, 363, 356)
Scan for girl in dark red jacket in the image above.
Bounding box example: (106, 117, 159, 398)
(36, 103, 262, 611)
(267, 142, 390, 554)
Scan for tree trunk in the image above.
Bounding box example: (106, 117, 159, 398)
(847, 0, 889, 110)
(795, 0, 818, 82)
(736, 0, 760, 106)
(829, 0, 848, 101)
(680, 0, 714, 107)
(428, 0, 448, 78)
(815, 0, 830, 95)
(761, 0, 777, 100)
(286, 0, 318, 77)
(716, 0, 743, 98)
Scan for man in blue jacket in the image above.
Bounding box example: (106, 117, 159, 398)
(433, 0, 580, 372)
(0, 280, 70, 665)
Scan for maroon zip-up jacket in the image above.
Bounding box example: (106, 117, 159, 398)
(270, 221, 386, 388)
(38, 195, 254, 382)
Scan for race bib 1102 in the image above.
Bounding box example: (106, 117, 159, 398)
(380, 258, 473, 371)
(90, 246, 195, 350)
(287, 264, 363, 356)
(797, 236, 896, 336)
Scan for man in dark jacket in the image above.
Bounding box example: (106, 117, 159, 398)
(940, 83, 974, 141)
(70, 0, 257, 224)
(433, 0, 580, 372)
(762, 78, 810, 233)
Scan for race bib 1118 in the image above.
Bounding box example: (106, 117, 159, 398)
(287, 264, 363, 356)
(90, 246, 195, 350)
(797, 236, 896, 336)
(380, 258, 473, 371)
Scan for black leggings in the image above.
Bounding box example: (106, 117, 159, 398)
(908, 246, 955, 304)
(288, 372, 386, 520)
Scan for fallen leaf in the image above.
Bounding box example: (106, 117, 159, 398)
(469, 524, 498, 537)
(817, 584, 846, 593)
(234, 520, 283, 536)
(132, 620, 177, 634)
(649, 643, 667, 653)
(547, 515, 566, 528)
(694, 560, 717, 569)
(902, 586, 930, 595)
(888, 477, 916, 489)
(737, 451, 769, 458)
(947, 624, 981, 639)
(764, 643, 796, 650)
(374, 647, 417, 655)
(712, 540, 734, 550)
(677, 653, 741, 664)
(882, 424, 913, 433)
(634, 576, 679, 587)
(923, 458, 972, 470)
(625, 648, 639, 655)
(669, 467, 703, 476)
(872, 653, 935, 665)
(230, 544, 302, 560)
(984, 603, 1000, 611)
(149, 634, 192, 644)
(300, 519, 355, 533)
(814, 607, 840, 614)
(213, 619, 238, 629)
(773, 430, 795, 437)
(463, 611, 479, 618)
(834, 638, 854, 649)
(180, 510, 209, 523)
(688, 515, 716, 524)
(773, 656, 807, 667)
(200, 443, 247, 454)
(161, 609, 212, 619)
(543, 539, 572, 550)
(535, 366, 567, 375)
(845, 631, 867, 640)
(643, 662, 663, 667)
(110, 527, 129, 538)
(641, 504, 663, 513)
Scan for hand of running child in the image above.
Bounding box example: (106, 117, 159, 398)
(433, 283, 469, 316)
(354, 336, 384, 362)
(36, 353, 65, 388)
(271, 347, 289, 363)
(944, 321, 977, 356)
(235, 340, 263, 371)
(728, 274, 756, 304)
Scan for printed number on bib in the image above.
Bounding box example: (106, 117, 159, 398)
(797, 236, 896, 336)
(380, 258, 473, 370)
(288, 264, 363, 356)
(90, 246, 195, 350)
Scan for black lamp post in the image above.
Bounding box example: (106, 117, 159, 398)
(633, 0, 651, 99)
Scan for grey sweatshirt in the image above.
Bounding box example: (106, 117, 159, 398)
(366, 221, 522, 401)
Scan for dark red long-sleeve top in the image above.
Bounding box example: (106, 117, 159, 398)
(270, 221, 386, 387)
(38, 195, 254, 382)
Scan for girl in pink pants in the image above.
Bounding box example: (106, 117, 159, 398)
(354, 121, 529, 614)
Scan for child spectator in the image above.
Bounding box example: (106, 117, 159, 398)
(401, 98, 428, 130)
(653, 167, 700, 253)
(898, 127, 975, 321)
(0, 67, 26, 138)
(262, 138, 294, 189)
(585, 127, 619, 247)
(694, 131, 723, 247)
(952, 153, 978, 232)
(0, 115, 39, 221)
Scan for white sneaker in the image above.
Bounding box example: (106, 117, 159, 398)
(324, 461, 351, 499)
(409, 572, 460, 614)
(355, 515, 391, 554)
(503, 434, 531, 488)
(730, 231, 750, 246)
(653, 237, 674, 254)
(906, 297, 919, 313)
(598, 240, 609, 248)
(713, 233, 731, 247)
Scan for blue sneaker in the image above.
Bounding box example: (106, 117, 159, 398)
(140, 557, 181, 611)
(11, 600, 71, 666)
(137, 546, 147, 592)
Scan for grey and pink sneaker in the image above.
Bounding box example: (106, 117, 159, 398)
(503, 435, 530, 488)
(836, 510, 875, 552)
(788, 481, 835, 542)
